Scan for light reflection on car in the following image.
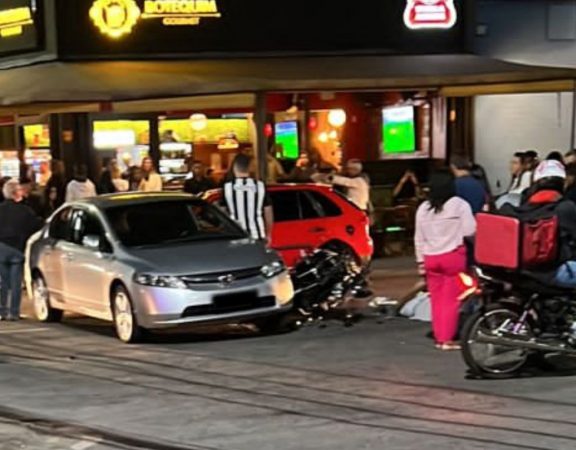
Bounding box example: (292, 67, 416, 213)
(26, 193, 294, 343)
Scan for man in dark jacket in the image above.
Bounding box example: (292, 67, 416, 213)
(515, 161, 576, 287)
(183, 160, 215, 195)
(0, 179, 43, 320)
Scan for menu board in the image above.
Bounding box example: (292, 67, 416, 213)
(0, 0, 42, 56)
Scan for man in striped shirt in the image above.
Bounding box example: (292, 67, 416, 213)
(223, 154, 274, 243)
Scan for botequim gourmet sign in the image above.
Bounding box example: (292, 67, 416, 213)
(90, 0, 221, 38)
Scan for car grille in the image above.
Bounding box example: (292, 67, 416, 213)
(180, 267, 262, 286)
(182, 293, 276, 317)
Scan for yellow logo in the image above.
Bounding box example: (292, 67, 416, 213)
(0, 7, 34, 38)
(89, 0, 141, 38)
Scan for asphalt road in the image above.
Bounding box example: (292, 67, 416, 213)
(1, 313, 576, 450)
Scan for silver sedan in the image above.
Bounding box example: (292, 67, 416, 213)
(25, 193, 294, 343)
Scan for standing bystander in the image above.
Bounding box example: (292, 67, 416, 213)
(415, 169, 476, 351)
(44, 160, 66, 213)
(0, 179, 43, 320)
(313, 159, 371, 212)
(183, 160, 215, 195)
(223, 154, 274, 243)
(66, 165, 97, 202)
(450, 155, 487, 214)
(139, 157, 163, 192)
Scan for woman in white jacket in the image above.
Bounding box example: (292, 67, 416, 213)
(139, 157, 163, 192)
(65, 165, 97, 202)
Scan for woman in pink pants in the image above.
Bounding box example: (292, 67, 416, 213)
(415, 170, 476, 351)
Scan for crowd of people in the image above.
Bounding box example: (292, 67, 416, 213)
(414, 149, 576, 352)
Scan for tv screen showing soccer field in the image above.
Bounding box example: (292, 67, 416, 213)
(382, 106, 416, 155)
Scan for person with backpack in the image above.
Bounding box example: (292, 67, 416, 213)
(517, 161, 576, 287)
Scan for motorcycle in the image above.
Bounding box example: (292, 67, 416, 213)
(460, 266, 576, 378)
(288, 249, 370, 327)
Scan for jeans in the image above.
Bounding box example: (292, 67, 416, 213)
(424, 246, 467, 344)
(556, 262, 576, 287)
(0, 243, 24, 318)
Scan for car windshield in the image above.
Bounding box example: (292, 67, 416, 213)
(105, 200, 246, 248)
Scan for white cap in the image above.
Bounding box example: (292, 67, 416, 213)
(534, 160, 566, 182)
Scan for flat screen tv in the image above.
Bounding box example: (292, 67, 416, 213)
(382, 106, 417, 155)
(275, 121, 300, 160)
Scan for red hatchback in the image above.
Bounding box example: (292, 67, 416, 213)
(206, 184, 373, 268)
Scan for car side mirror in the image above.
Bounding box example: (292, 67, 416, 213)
(82, 234, 101, 250)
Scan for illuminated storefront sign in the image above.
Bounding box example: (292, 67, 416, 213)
(142, 0, 221, 26)
(90, 0, 141, 38)
(90, 0, 221, 37)
(404, 0, 457, 30)
(0, 6, 34, 38)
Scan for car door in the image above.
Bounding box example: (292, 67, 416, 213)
(42, 207, 73, 305)
(269, 189, 324, 266)
(60, 208, 114, 316)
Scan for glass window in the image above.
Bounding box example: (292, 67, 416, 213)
(307, 191, 342, 218)
(68, 210, 105, 246)
(270, 191, 300, 222)
(49, 208, 72, 241)
(299, 192, 322, 220)
(92, 120, 150, 174)
(105, 200, 245, 248)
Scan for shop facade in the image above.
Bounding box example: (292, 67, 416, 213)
(0, 0, 572, 194)
(473, 0, 576, 194)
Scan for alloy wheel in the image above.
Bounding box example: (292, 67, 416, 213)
(33, 278, 50, 322)
(114, 291, 134, 343)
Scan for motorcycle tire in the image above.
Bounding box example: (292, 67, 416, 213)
(461, 304, 533, 379)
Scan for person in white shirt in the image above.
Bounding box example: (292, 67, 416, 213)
(313, 159, 370, 211)
(508, 152, 531, 195)
(65, 165, 97, 202)
(139, 157, 163, 192)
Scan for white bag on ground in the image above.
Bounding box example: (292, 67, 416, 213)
(399, 291, 431, 322)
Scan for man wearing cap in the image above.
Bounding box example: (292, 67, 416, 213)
(518, 160, 576, 287)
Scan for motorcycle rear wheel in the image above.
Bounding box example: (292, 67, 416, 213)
(461, 305, 533, 379)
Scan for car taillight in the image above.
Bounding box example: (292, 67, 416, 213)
(457, 272, 480, 301)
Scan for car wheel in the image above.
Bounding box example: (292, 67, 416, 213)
(32, 275, 63, 323)
(112, 286, 145, 344)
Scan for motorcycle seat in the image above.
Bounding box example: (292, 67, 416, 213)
(478, 266, 576, 296)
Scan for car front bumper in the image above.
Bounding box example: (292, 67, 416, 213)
(130, 271, 294, 329)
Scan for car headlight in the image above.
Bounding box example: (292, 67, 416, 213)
(134, 274, 187, 289)
(261, 261, 286, 279)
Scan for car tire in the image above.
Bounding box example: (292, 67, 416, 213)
(32, 275, 63, 323)
(112, 285, 146, 344)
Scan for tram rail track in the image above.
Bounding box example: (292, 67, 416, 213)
(1, 335, 576, 450)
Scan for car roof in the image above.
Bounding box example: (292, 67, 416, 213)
(75, 192, 200, 209)
(268, 183, 333, 192)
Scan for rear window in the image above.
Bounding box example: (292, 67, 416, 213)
(105, 200, 245, 248)
(306, 191, 342, 217)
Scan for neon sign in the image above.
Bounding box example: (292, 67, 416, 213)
(404, 0, 457, 30)
(0, 7, 34, 38)
(90, 0, 221, 38)
(142, 0, 221, 26)
(90, 0, 141, 39)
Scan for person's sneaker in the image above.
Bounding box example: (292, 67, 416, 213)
(0, 316, 7, 321)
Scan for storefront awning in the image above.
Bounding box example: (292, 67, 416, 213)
(0, 54, 574, 113)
